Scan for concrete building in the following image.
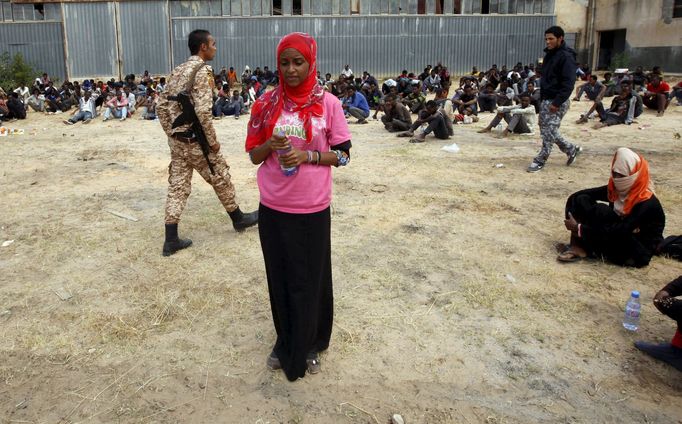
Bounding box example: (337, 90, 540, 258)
(556, 0, 682, 72)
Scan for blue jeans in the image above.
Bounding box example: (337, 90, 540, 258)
(69, 110, 92, 123)
(104, 107, 127, 120)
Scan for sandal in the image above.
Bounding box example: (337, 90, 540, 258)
(554, 242, 571, 254)
(557, 250, 585, 263)
(306, 353, 321, 374)
(409, 137, 425, 143)
(266, 351, 281, 371)
(396, 132, 413, 138)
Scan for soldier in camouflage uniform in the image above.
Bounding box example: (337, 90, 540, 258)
(157, 29, 258, 257)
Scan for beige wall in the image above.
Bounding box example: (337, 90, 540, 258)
(555, 0, 588, 34)
(594, 0, 682, 48)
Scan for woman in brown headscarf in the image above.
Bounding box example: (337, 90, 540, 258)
(557, 147, 665, 267)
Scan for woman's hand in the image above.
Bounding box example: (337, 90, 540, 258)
(278, 148, 307, 168)
(564, 212, 579, 232)
(268, 133, 290, 152)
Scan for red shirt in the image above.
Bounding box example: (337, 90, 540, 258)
(647, 81, 670, 94)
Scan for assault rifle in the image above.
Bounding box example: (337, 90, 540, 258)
(167, 91, 215, 175)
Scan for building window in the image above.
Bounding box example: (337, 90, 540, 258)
(292, 0, 302, 15)
(481, 0, 490, 14)
(350, 0, 360, 15)
(674, 0, 682, 18)
(272, 0, 282, 15)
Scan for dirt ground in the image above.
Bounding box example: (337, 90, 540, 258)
(1, 89, 681, 424)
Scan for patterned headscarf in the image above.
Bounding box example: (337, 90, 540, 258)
(245, 32, 324, 152)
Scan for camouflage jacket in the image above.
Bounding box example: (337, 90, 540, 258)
(157, 56, 217, 147)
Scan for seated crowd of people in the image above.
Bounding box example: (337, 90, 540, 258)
(0, 71, 166, 125)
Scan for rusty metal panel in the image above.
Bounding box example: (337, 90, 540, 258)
(119, 1, 170, 76)
(170, 14, 554, 75)
(63, 2, 117, 78)
(0, 21, 66, 79)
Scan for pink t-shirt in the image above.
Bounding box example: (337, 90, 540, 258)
(257, 92, 351, 214)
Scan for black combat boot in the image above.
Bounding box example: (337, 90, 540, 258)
(162, 223, 193, 256)
(228, 207, 259, 232)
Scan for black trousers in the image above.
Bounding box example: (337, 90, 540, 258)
(566, 194, 649, 267)
(410, 111, 449, 139)
(258, 203, 333, 381)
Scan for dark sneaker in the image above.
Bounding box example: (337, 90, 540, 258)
(567, 145, 582, 166)
(527, 162, 543, 173)
(162, 238, 192, 256)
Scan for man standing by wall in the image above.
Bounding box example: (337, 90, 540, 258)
(527, 26, 582, 173)
(157, 29, 258, 257)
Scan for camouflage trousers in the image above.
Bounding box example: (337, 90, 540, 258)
(164, 138, 238, 224)
(533, 99, 576, 165)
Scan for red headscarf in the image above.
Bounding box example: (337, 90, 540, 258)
(245, 32, 324, 152)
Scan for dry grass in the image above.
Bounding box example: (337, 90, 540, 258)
(0, 94, 681, 423)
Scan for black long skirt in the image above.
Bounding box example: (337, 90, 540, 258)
(258, 203, 333, 381)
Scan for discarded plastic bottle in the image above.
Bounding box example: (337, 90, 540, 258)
(275, 129, 298, 177)
(623, 291, 641, 331)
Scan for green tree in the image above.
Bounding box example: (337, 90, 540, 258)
(0, 52, 38, 92)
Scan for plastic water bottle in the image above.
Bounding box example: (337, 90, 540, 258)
(275, 129, 298, 177)
(623, 291, 641, 331)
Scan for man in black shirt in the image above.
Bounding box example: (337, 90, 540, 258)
(527, 26, 582, 173)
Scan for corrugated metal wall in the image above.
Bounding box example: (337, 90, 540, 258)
(119, 1, 171, 76)
(171, 15, 554, 77)
(0, 21, 66, 78)
(63, 2, 118, 78)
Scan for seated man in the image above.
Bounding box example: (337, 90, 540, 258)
(630, 66, 647, 92)
(8, 92, 26, 120)
(362, 82, 382, 109)
(477, 93, 536, 137)
(361, 71, 378, 88)
(138, 88, 159, 120)
(212, 83, 230, 117)
(642, 75, 670, 116)
(341, 64, 353, 79)
(260, 66, 276, 87)
(222, 90, 244, 119)
(575, 75, 607, 123)
(423, 70, 441, 93)
(123, 85, 136, 115)
(102, 89, 129, 121)
(453, 85, 478, 116)
(342, 86, 370, 124)
(398, 100, 449, 143)
(380, 95, 412, 133)
(602, 72, 617, 97)
(521, 80, 541, 113)
(403, 84, 426, 114)
(477, 83, 497, 113)
(64, 89, 97, 125)
(495, 80, 514, 107)
(26, 88, 45, 112)
(593, 82, 642, 129)
(574, 74, 605, 102)
(635, 276, 682, 372)
(557, 147, 664, 267)
(671, 81, 682, 106)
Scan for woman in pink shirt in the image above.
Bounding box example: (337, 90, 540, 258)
(246, 32, 351, 381)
